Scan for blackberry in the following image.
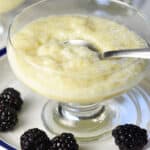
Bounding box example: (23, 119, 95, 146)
(112, 124, 148, 150)
(20, 128, 51, 150)
(51, 133, 79, 150)
(0, 105, 18, 131)
(0, 88, 23, 111)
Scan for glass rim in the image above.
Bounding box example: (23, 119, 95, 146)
(8, 0, 150, 47)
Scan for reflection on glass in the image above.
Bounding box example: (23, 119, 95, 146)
(118, 0, 146, 8)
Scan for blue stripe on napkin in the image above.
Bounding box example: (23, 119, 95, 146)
(0, 140, 16, 150)
(0, 47, 7, 57)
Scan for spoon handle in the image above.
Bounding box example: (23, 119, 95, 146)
(103, 48, 150, 59)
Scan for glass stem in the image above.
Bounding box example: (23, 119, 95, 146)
(56, 103, 106, 121)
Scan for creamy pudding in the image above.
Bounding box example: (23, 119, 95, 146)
(8, 16, 147, 104)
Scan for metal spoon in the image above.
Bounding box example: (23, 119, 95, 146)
(64, 40, 150, 59)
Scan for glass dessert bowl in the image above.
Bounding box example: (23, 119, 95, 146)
(7, 0, 150, 141)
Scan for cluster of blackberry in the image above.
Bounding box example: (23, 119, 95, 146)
(21, 124, 148, 150)
(112, 124, 148, 150)
(20, 128, 79, 150)
(0, 88, 23, 131)
(0, 87, 148, 150)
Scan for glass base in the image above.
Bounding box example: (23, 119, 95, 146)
(42, 86, 149, 142)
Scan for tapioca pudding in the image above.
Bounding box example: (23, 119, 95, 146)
(7, 15, 147, 104)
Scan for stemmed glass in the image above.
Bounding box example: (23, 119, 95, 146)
(7, 0, 150, 141)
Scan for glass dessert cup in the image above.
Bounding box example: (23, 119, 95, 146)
(7, 0, 150, 141)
